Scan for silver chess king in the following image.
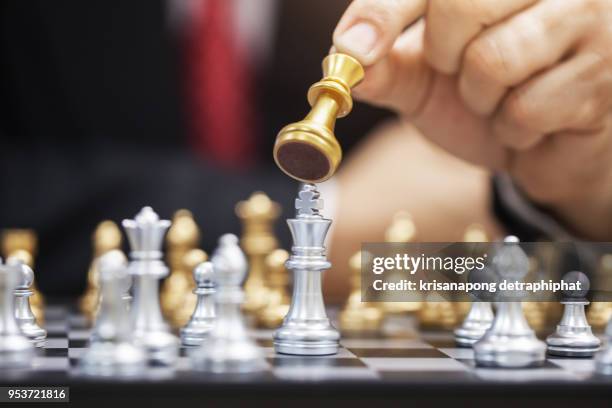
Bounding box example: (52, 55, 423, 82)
(273, 183, 340, 356)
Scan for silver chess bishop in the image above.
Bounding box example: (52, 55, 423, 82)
(546, 271, 600, 357)
(180, 261, 216, 347)
(0, 257, 35, 368)
(8, 257, 47, 346)
(123, 206, 179, 366)
(273, 183, 340, 356)
(473, 236, 546, 368)
(79, 250, 146, 376)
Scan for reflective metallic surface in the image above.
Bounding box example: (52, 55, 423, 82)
(0, 258, 34, 368)
(474, 237, 546, 368)
(9, 257, 46, 346)
(454, 302, 494, 347)
(274, 184, 339, 355)
(547, 301, 601, 357)
(181, 261, 216, 347)
(123, 207, 178, 366)
(80, 250, 146, 377)
(191, 234, 267, 373)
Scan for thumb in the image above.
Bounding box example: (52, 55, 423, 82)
(333, 0, 426, 66)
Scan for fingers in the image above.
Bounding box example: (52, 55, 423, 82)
(459, 0, 593, 115)
(493, 50, 612, 150)
(350, 21, 434, 117)
(333, 0, 426, 66)
(425, 0, 538, 74)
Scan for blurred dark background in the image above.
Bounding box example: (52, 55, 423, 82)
(0, 0, 390, 295)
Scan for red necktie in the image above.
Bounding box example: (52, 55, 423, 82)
(186, 0, 255, 168)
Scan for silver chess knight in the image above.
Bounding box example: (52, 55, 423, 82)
(0, 257, 35, 368)
(180, 261, 216, 347)
(474, 236, 546, 368)
(190, 234, 267, 373)
(274, 183, 340, 356)
(79, 250, 146, 376)
(546, 271, 600, 357)
(8, 257, 47, 346)
(123, 206, 179, 366)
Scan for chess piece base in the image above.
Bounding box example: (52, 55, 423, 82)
(17, 320, 47, 347)
(0, 335, 35, 368)
(546, 327, 601, 357)
(596, 347, 612, 375)
(180, 321, 214, 347)
(274, 319, 340, 356)
(474, 334, 546, 368)
(134, 331, 179, 366)
(190, 338, 267, 373)
(79, 342, 147, 377)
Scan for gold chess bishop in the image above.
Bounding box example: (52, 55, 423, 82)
(1, 229, 45, 323)
(162, 209, 201, 324)
(273, 53, 364, 183)
(80, 221, 123, 321)
(236, 192, 281, 316)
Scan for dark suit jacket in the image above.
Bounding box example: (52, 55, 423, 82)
(0, 0, 390, 295)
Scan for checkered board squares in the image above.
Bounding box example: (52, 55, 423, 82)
(11, 304, 612, 385)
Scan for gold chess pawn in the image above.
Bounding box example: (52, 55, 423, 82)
(382, 211, 421, 314)
(79, 221, 123, 321)
(236, 192, 281, 315)
(588, 254, 612, 331)
(1, 229, 45, 323)
(256, 249, 291, 329)
(172, 248, 208, 328)
(419, 294, 459, 331)
(455, 224, 490, 319)
(339, 251, 384, 334)
(162, 210, 201, 321)
(273, 53, 364, 183)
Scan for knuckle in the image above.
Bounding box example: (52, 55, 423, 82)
(355, 0, 401, 27)
(504, 91, 538, 129)
(464, 36, 512, 85)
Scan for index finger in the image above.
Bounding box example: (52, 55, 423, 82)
(333, 0, 426, 66)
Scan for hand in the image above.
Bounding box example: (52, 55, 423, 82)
(333, 0, 612, 239)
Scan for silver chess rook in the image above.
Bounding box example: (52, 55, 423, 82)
(273, 183, 340, 356)
(123, 206, 179, 366)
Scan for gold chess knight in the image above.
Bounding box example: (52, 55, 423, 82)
(1, 229, 45, 323)
(273, 53, 364, 183)
(235, 192, 281, 316)
(80, 221, 123, 321)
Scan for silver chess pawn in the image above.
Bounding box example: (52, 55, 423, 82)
(547, 271, 600, 357)
(0, 258, 35, 368)
(180, 261, 216, 347)
(123, 206, 179, 366)
(474, 236, 546, 368)
(190, 234, 267, 373)
(274, 184, 340, 356)
(79, 250, 147, 376)
(455, 266, 495, 347)
(8, 257, 47, 346)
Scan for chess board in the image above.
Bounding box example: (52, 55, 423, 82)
(5, 304, 612, 405)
